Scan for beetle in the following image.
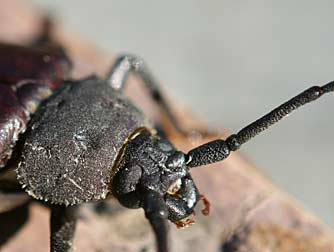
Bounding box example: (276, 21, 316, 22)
(0, 18, 333, 252)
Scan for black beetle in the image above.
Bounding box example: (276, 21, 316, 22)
(0, 18, 333, 252)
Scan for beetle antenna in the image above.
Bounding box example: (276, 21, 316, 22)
(226, 81, 334, 150)
(186, 81, 334, 167)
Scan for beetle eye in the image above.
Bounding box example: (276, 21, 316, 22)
(167, 178, 182, 195)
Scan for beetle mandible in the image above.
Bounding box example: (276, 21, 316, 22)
(0, 18, 333, 252)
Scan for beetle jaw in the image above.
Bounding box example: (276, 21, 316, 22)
(164, 174, 200, 222)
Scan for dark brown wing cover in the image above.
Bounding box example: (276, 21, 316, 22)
(0, 44, 70, 89)
(18, 76, 151, 205)
(0, 84, 52, 168)
(0, 86, 27, 168)
(0, 43, 70, 168)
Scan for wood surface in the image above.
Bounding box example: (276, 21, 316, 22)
(0, 1, 333, 251)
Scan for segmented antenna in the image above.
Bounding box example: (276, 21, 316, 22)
(226, 81, 334, 151)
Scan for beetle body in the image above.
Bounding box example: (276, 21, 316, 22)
(0, 35, 201, 251)
(1, 17, 334, 252)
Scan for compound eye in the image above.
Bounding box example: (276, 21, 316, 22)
(167, 178, 182, 195)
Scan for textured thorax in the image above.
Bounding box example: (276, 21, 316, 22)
(17, 76, 151, 205)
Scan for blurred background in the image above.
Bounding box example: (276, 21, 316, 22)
(29, 0, 334, 225)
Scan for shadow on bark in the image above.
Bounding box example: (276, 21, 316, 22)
(0, 203, 29, 246)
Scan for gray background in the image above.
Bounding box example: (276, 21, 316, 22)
(29, 0, 334, 225)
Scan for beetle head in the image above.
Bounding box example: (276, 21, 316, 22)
(112, 130, 200, 223)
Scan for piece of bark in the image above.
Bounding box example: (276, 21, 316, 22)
(0, 1, 333, 252)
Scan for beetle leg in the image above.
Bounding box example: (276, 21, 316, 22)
(50, 205, 77, 252)
(30, 16, 54, 47)
(142, 190, 169, 252)
(106, 54, 191, 136)
(30, 15, 67, 53)
(153, 122, 169, 139)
